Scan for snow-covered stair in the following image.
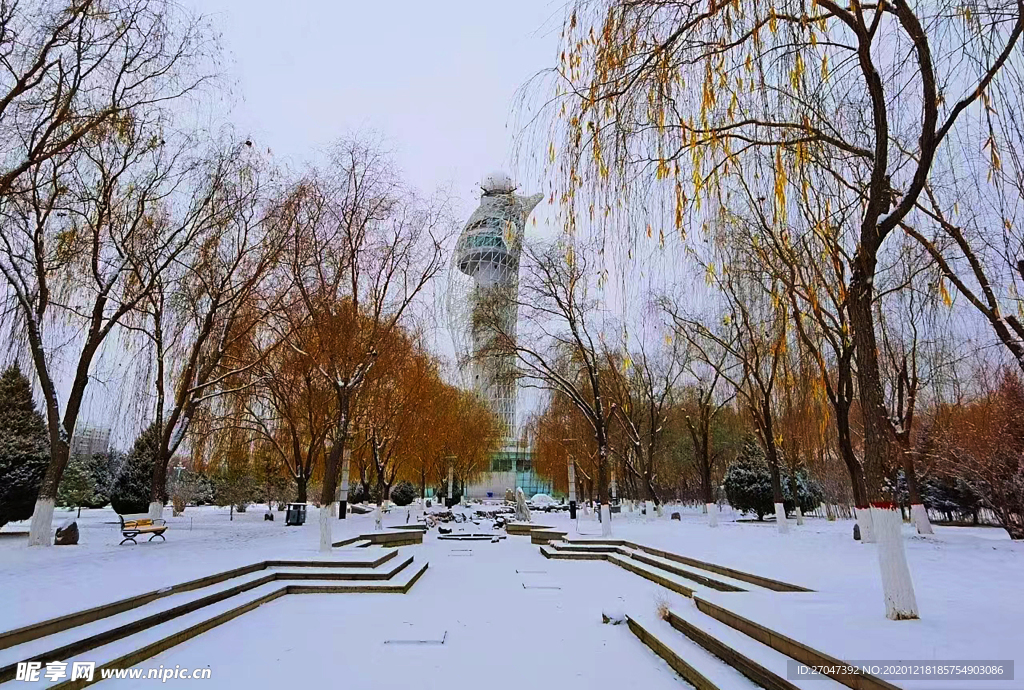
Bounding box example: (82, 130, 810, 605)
(49, 581, 288, 689)
(628, 552, 748, 592)
(540, 538, 810, 597)
(627, 613, 764, 690)
(662, 603, 857, 690)
(0, 553, 427, 687)
(539, 544, 608, 560)
(629, 604, 853, 690)
(544, 541, 630, 555)
(283, 558, 428, 594)
(607, 554, 699, 597)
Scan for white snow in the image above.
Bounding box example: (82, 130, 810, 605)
(1, 503, 1021, 689)
(528, 493, 556, 507)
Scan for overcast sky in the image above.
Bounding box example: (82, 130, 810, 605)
(188, 0, 565, 218)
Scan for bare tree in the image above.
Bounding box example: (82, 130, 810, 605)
(480, 238, 616, 534)
(2, 129, 218, 549)
(663, 263, 791, 533)
(606, 334, 685, 513)
(679, 349, 735, 527)
(0, 0, 211, 200)
(133, 141, 289, 518)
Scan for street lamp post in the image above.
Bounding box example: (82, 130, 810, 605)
(338, 446, 351, 520)
(447, 461, 455, 509)
(562, 438, 577, 520)
(567, 456, 577, 520)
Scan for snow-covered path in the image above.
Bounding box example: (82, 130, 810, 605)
(2, 504, 1022, 689)
(114, 533, 685, 689)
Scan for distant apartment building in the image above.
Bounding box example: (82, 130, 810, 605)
(71, 426, 111, 458)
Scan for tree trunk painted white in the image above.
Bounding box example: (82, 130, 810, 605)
(28, 497, 56, 547)
(374, 505, 383, 531)
(147, 501, 163, 520)
(644, 500, 654, 523)
(600, 504, 612, 536)
(871, 504, 920, 620)
(707, 503, 718, 527)
(330, 501, 339, 518)
(855, 507, 876, 542)
(656, 503, 663, 518)
(319, 507, 332, 552)
(795, 506, 804, 526)
(774, 502, 789, 534)
(911, 504, 933, 535)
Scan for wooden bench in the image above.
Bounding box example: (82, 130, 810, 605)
(118, 514, 168, 545)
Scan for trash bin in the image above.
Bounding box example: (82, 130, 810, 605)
(285, 503, 307, 526)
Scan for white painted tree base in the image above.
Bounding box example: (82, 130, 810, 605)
(707, 503, 718, 527)
(855, 507, 876, 542)
(774, 502, 789, 534)
(374, 506, 383, 531)
(795, 507, 804, 526)
(330, 502, 338, 518)
(871, 505, 920, 620)
(319, 508, 333, 552)
(28, 497, 56, 547)
(600, 504, 612, 537)
(644, 500, 654, 523)
(147, 501, 163, 520)
(911, 503, 933, 535)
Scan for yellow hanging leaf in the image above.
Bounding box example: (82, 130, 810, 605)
(939, 279, 952, 307)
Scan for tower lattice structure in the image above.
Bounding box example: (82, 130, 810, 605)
(454, 173, 541, 441)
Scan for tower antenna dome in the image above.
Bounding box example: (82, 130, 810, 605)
(482, 171, 515, 194)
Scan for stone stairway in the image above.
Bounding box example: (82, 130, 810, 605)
(627, 602, 900, 690)
(538, 538, 807, 597)
(0, 549, 428, 688)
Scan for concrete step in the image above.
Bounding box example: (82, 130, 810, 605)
(0, 554, 418, 684)
(606, 554, 697, 597)
(629, 552, 748, 592)
(627, 612, 763, 690)
(0, 550, 398, 655)
(529, 528, 568, 545)
(637, 547, 812, 592)
(690, 598, 899, 690)
(267, 548, 397, 569)
(545, 541, 630, 555)
(49, 581, 288, 689)
(666, 604, 850, 690)
(270, 553, 413, 581)
(0, 570, 275, 681)
(286, 559, 428, 594)
(538, 545, 607, 561)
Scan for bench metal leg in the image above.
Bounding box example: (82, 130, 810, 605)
(148, 533, 166, 542)
(120, 535, 138, 545)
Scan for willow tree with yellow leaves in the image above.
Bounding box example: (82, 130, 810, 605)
(550, 0, 1024, 620)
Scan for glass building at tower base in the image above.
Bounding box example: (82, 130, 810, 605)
(465, 443, 552, 500)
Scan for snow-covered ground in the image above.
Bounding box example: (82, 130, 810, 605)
(1, 503, 1021, 689)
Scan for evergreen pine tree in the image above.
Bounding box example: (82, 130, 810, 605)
(58, 454, 97, 517)
(723, 437, 774, 520)
(85, 451, 119, 508)
(0, 364, 50, 529)
(390, 480, 417, 507)
(111, 423, 160, 515)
